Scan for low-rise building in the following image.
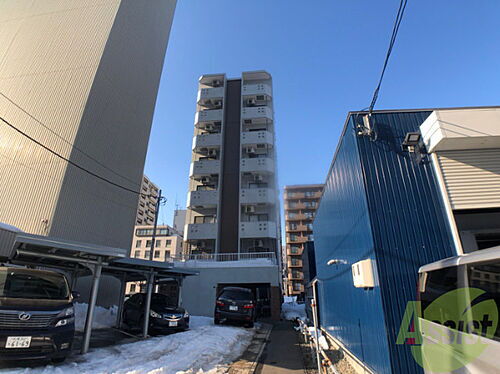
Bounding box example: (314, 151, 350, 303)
(314, 106, 500, 374)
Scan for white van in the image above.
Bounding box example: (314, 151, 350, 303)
(417, 246, 500, 373)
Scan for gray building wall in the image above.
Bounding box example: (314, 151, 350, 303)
(180, 265, 280, 317)
(0, 0, 176, 249)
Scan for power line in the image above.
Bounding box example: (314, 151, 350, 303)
(0, 115, 149, 197)
(368, 0, 408, 115)
(0, 91, 141, 188)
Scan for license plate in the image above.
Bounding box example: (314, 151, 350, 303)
(229, 306, 238, 311)
(5, 336, 31, 349)
(169, 321, 178, 327)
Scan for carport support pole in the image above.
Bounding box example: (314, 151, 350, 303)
(115, 272, 127, 328)
(81, 259, 103, 354)
(142, 271, 154, 338)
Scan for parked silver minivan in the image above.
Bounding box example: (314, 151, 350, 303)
(417, 246, 500, 373)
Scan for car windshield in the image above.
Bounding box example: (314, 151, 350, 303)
(151, 294, 176, 307)
(219, 290, 252, 301)
(0, 269, 69, 300)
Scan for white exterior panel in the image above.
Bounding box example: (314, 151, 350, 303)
(437, 149, 500, 210)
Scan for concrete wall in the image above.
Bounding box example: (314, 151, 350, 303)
(180, 265, 280, 318)
(0, 0, 176, 250)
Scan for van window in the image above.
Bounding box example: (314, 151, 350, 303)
(0, 269, 69, 300)
(219, 289, 253, 301)
(467, 261, 500, 341)
(420, 266, 461, 313)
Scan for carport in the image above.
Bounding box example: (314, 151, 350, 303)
(6, 232, 197, 354)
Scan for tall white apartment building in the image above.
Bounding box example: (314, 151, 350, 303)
(184, 71, 281, 257)
(0, 0, 176, 249)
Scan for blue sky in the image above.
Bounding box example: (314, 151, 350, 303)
(144, 0, 500, 225)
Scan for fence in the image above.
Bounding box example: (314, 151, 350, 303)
(166, 251, 277, 264)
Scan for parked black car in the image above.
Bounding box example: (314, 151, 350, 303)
(123, 293, 189, 334)
(214, 287, 256, 327)
(0, 266, 78, 362)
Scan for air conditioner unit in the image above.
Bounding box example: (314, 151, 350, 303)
(246, 147, 256, 154)
(208, 149, 217, 157)
(254, 240, 264, 247)
(351, 259, 375, 288)
(201, 177, 211, 184)
(205, 124, 214, 131)
(213, 80, 222, 87)
(254, 175, 264, 182)
(213, 100, 221, 106)
(245, 205, 256, 213)
(247, 99, 256, 106)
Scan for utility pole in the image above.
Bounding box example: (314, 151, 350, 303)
(148, 189, 162, 261)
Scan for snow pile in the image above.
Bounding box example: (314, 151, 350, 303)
(281, 300, 306, 321)
(283, 296, 297, 303)
(307, 327, 329, 350)
(2, 316, 254, 374)
(74, 303, 118, 332)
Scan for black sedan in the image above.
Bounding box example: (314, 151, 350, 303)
(214, 287, 256, 327)
(123, 293, 189, 334)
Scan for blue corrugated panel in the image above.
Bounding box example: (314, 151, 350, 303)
(314, 110, 456, 374)
(315, 125, 391, 373)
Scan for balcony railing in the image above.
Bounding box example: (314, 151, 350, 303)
(192, 133, 222, 150)
(239, 221, 277, 238)
(241, 130, 274, 147)
(189, 159, 221, 177)
(187, 190, 218, 208)
(240, 188, 276, 205)
(184, 223, 217, 240)
(166, 251, 277, 265)
(195, 109, 223, 124)
(241, 106, 273, 121)
(241, 83, 272, 97)
(240, 158, 274, 174)
(197, 86, 224, 103)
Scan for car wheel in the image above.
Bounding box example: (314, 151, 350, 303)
(51, 356, 67, 364)
(214, 318, 220, 325)
(245, 322, 254, 328)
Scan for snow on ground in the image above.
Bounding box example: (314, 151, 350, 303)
(74, 303, 118, 332)
(0, 316, 254, 374)
(281, 300, 306, 321)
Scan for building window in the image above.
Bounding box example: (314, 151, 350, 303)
(154, 250, 160, 258)
(306, 223, 313, 230)
(288, 213, 297, 219)
(304, 201, 317, 208)
(291, 258, 300, 266)
(293, 282, 302, 291)
(155, 240, 161, 247)
(288, 202, 298, 209)
(134, 250, 140, 258)
(146, 240, 152, 248)
(304, 212, 315, 219)
(130, 284, 136, 292)
(194, 216, 215, 224)
(290, 246, 300, 254)
(289, 223, 298, 230)
(165, 240, 172, 247)
(164, 250, 171, 259)
(145, 250, 150, 259)
(135, 240, 142, 248)
(289, 234, 298, 242)
(307, 234, 314, 241)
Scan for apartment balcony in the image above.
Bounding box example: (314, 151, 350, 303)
(197, 86, 224, 103)
(240, 158, 275, 174)
(189, 159, 221, 178)
(239, 221, 277, 238)
(192, 133, 222, 151)
(241, 131, 274, 147)
(288, 271, 304, 280)
(288, 260, 303, 268)
(184, 223, 217, 240)
(194, 109, 223, 125)
(284, 191, 323, 200)
(285, 202, 318, 210)
(288, 236, 308, 244)
(187, 190, 218, 209)
(241, 106, 273, 122)
(241, 83, 272, 97)
(240, 188, 276, 205)
(286, 224, 309, 232)
(285, 213, 314, 222)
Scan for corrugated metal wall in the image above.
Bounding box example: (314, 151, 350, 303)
(436, 149, 500, 210)
(356, 111, 456, 373)
(315, 111, 457, 374)
(314, 124, 391, 374)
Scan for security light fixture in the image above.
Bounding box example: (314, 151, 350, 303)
(327, 259, 347, 266)
(402, 132, 422, 153)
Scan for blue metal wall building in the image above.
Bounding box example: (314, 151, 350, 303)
(314, 110, 457, 374)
